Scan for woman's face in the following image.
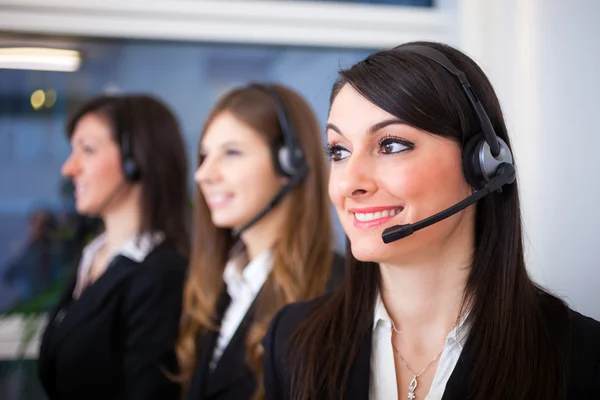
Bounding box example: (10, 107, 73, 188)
(327, 84, 474, 264)
(61, 113, 126, 216)
(195, 111, 286, 230)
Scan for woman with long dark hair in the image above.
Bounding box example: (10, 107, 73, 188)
(38, 94, 190, 400)
(263, 42, 600, 400)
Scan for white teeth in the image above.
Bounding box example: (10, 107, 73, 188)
(354, 208, 402, 222)
(208, 194, 231, 205)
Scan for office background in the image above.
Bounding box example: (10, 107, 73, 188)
(0, 0, 598, 398)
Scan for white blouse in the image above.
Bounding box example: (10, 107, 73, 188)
(210, 250, 273, 369)
(369, 294, 470, 400)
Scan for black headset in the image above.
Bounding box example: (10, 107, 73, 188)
(230, 83, 309, 240)
(248, 83, 308, 178)
(381, 45, 516, 243)
(400, 44, 515, 189)
(117, 97, 141, 182)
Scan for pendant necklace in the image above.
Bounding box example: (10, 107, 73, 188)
(390, 319, 444, 400)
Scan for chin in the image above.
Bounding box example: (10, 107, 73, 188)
(348, 236, 391, 264)
(74, 201, 94, 216)
(211, 214, 245, 230)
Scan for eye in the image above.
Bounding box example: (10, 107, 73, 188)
(379, 136, 414, 155)
(198, 152, 207, 165)
(324, 143, 350, 162)
(225, 148, 241, 157)
(82, 145, 95, 155)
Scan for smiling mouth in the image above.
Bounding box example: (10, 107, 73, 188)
(205, 193, 234, 208)
(353, 207, 403, 222)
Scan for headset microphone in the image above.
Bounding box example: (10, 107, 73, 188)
(231, 164, 308, 239)
(382, 163, 515, 244)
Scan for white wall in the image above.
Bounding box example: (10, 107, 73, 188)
(535, 0, 600, 319)
(460, 0, 600, 319)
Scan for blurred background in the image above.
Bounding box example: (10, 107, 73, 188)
(0, 0, 598, 398)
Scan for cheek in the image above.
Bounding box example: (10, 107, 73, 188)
(328, 168, 344, 212)
(87, 153, 123, 191)
(236, 159, 281, 197)
(389, 152, 469, 216)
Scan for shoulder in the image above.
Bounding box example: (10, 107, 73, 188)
(266, 293, 333, 347)
(568, 307, 600, 343)
(130, 242, 187, 282)
(120, 242, 187, 301)
(567, 307, 600, 362)
(263, 293, 334, 398)
(141, 241, 187, 272)
(566, 307, 600, 395)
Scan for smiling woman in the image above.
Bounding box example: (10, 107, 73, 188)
(325, 95, 472, 264)
(262, 41, 600, 400)
(36, 94, 190, 400)
(177, 82, 344, 400)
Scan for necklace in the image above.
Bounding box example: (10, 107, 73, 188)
(390, 319, 444, 400)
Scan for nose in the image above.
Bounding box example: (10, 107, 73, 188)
(194, 154, 222, 186)
(334, 152, 377, 200)
(61, 153, 79, 178)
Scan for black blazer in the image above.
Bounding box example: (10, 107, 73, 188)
(263, 295, 600, 400)
(38, 241, 187, 400)
(186, 252, 345, 400)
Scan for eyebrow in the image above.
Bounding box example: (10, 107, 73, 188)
(326, 118, 405, 137)
(199, 140, 245, 152)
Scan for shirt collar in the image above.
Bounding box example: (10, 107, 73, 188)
(81, 231, 165, 263)
(223, 251, 273, 301)
(74, 231, 165, 298)
(372, 292, 470, 349)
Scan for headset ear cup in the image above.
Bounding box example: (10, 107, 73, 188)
(276, 145, 295, 177)
(462, 133, 486, 189)
(122, 159, 140, 182)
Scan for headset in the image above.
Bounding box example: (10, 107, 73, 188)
(87, 96, 141, 217)
(249, 83, 308, 178)
(381, 44, 516, 243)
(230, 83, 310, 239)
(118, 97, 141, 182)
(403, 44, 514, 188)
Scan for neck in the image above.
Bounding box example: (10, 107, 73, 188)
(240, 198, 288, 261)
(379, 234, 473, 342)
(101, 188, 142, 254)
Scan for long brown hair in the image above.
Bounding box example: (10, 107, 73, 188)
(66, 94, 190, 256)
(177, 83, 334, 398)
(287, 41, 570, 400)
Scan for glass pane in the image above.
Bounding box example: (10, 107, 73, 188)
(0, 35, 372, 317)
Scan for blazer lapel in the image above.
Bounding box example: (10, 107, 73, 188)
(47, 255, 139, 347)
(204, 290, 259, 398)
(442, 337, 475, 400)
(188, 289, 231, 399)
(344, 328, 373, 400)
